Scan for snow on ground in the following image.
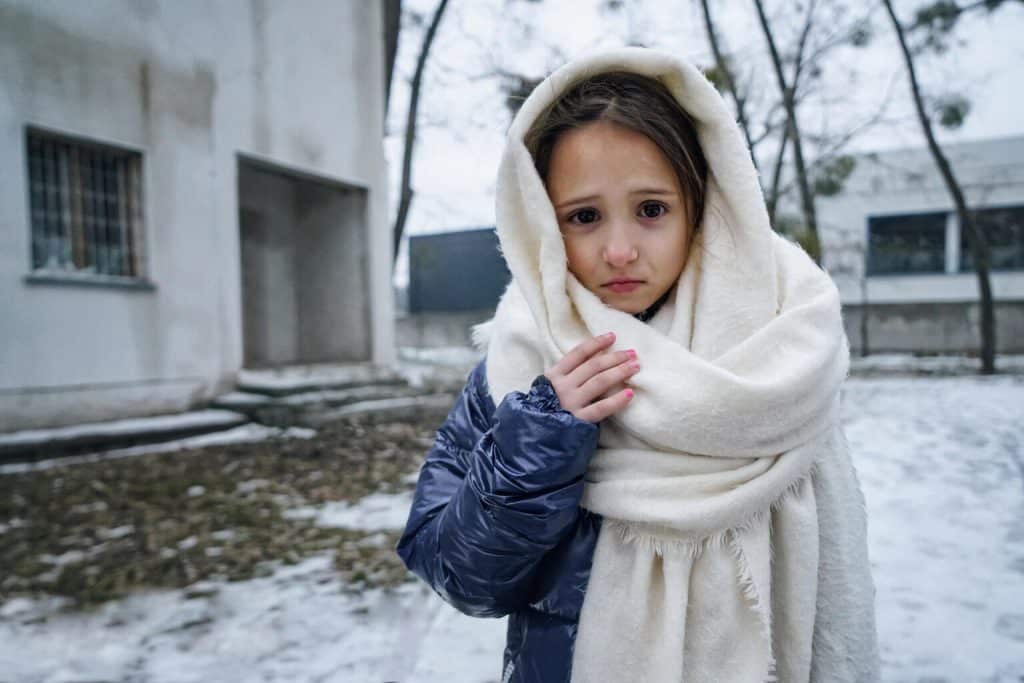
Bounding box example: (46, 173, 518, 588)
(1, 373, 1023, 682)
(0, 424, 316, 476)
(849, 353, 1024, 376)
(842, 375, 1024, 682)
(0, 409, 247, 450)
(284, 491, 415, 532)
(0, 554, 506, 683)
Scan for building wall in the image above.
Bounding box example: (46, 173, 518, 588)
(0, 0, 394, 430)
(842, 302, 1024, 354)
(817, 136, 1024, 353)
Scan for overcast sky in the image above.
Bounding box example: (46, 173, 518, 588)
(385, 0, 1023, 284)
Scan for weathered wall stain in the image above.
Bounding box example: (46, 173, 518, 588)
(249, 0, 270, 153)
(1, 4, 215, 135)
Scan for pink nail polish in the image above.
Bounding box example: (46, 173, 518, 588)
(625, 389, 634, 398)
(626, 349, 637, 359)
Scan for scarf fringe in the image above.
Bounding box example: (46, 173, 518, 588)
(599, 453, 820, 559)
(728, 528, 779, 683)
(470, 319, 494, 352)
(599, 455, 821, 683)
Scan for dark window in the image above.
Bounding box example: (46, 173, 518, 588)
(960, 205, 1024, 271)
(26, 128, 144, 278)
(867, 212, 947, 275)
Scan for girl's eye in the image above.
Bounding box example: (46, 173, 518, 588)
(568, 208, 600, 224)
(639, 202, 667, 219)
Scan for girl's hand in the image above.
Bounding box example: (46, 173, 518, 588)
(544, 332, 639, 423)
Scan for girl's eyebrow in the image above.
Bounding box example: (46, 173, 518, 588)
(555, 194, 600, 210)
(554, 187, 677, 210)
(629, 187, 676, 197)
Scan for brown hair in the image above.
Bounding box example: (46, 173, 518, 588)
(523, 71, 708, 230)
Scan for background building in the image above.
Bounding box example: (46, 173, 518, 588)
(396, 227, 508, 348)
(0, 1, 395, 431)
(818, 135, 1024, 354)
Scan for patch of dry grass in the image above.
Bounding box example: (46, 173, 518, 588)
(0, 416, 440, 608)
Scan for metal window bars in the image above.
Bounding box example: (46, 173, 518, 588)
(27, 130, 144, 279)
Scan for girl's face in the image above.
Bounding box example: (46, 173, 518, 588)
(545, 120, 693, 315)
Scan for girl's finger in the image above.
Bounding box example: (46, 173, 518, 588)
(567, 349, 636, 388)
(549, 332, 616, 376)
(577, 387, 634, 423)
(578, 358, 641, 404)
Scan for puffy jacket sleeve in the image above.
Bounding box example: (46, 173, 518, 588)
(396, 360, 599, 618)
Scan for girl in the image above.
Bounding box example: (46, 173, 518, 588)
(397, 47, 879, 683)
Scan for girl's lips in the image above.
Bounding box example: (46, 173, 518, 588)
(604, 280, 644, 293)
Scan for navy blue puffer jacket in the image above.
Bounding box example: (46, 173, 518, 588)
(397, 359, 601, 683)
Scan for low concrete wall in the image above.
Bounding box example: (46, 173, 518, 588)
(843, 301, 1024, 354)
(395, 309, 493, 349)
(396, 302, 1024, 355)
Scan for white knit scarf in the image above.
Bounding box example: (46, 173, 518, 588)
(479, 48, 851, 682)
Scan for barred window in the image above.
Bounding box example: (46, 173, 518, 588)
(961, 205, 1024, 272)
(866, 212, 947, 275)
(26, 129, 144, 279)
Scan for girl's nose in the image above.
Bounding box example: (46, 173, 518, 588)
(602, 230, 639, 267)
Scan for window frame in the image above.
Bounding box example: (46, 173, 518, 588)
(958, 203, 1024, 273)
(865, 210, 950, 277)
(22, 125, 154, 291)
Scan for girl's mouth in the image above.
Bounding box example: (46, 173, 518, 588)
(604, 279, 644, 293)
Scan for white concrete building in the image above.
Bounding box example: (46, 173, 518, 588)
(817, 135, 1024, 354)
(0, 1, 396, 431)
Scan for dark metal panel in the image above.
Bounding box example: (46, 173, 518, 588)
(409, 228, 510, 312)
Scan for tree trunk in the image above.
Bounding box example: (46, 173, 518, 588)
(383, 0, 402, 118)
(766, 122, 790, 224)
(752, 0, 820, 261)
(392, 0, 450, 264)
(698, 0, 758, 174)
(882, 0, 996, 374)
(860, 274, 870, 357)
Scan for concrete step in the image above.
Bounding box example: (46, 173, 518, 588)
(212, 383, 435, 427)
(213, 383, 427, 411)
(236, 363, 405, 397)
(0, 409, 249, 462)
(302, 393, 456, 426)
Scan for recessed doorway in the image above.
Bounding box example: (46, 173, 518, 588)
(237, 158, 370, 368)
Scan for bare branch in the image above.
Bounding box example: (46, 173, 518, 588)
(392, 0, 451, 264)
(698, 0, 759, 170)
(753, 0, 820, 255)
(882, 0, 996, 372)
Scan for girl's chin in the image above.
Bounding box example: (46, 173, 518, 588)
(600, 294, 657, 315)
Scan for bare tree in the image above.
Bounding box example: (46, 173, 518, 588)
(697, 0, 758, 174)
(383, 0, 402, 118)
(753, 0, 823, 260)
(882, 0, 996, 373)
(392, 0, 451, 264)
(701, 1, 875, 246)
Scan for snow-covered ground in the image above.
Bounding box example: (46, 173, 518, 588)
(2, 374, 1023, 682)
(842, 375, 1024, 682)
(0, 555, 505, 683)
(849, 353, 1024, 376)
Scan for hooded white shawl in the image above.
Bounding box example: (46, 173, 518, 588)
(480, 47, 878, 682)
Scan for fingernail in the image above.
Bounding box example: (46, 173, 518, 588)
(626, 349, 637, 359)
(604, 332, 616, 341)
(625, 389, 635, 399)
(629, 361, 641, 371)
